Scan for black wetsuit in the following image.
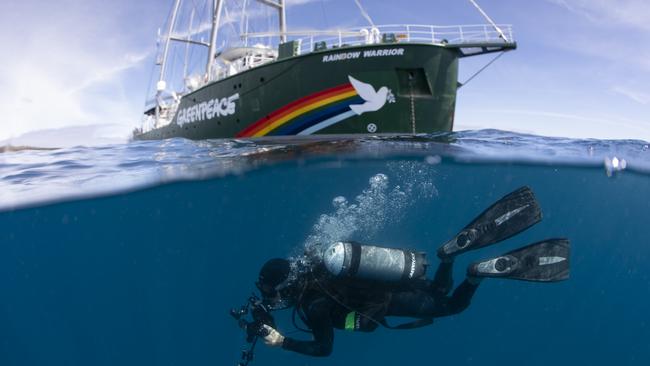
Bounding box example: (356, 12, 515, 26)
(281, 262, 480, 357)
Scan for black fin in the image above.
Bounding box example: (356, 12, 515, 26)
(438, 186, 542, 259)
(468, 238, 570, 282)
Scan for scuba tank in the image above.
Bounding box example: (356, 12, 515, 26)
(322, 242, 428, 283)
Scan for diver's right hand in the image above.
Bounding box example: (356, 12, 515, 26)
(262, 324, 285, 347)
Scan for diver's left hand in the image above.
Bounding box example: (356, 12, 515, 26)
(262, 324, 285, 347)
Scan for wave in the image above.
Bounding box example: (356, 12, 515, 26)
(1, 130, 649, 211)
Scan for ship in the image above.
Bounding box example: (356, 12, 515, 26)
(133, 0, 516, 140)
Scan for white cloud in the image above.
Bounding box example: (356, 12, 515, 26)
(67, 52, 151, 96)
(550, 35, 650, 72)
(612, 86, 650, 105)
(539, 1, 650, 74)
(286, 0, 325, 6)
(546, 0, 650, 31)
(0, 1, 152, 143)
(457, 108, 650, 141)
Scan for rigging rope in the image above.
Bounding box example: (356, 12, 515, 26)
(459, 51, 505, 88)
(320, 0, 330, 28)
(353, 0, 375, 28)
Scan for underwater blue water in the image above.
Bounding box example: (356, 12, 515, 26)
(1, 130, 649, 365)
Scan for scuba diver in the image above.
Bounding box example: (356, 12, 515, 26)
(231, 186, 570, 362)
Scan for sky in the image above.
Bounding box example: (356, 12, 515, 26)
(0, 0, 648, 146)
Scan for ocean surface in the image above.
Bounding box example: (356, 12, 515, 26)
(1, 130, 649, 365)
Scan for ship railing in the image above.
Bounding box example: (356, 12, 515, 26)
(242, 24, 513, 55)
(213, 51, 278, 81)
(375, 24, 513, 44)
(297, 24, 514, 53)
(140, 97, 180, 133)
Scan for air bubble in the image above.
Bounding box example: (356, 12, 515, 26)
(604, 156, 627, 177)
(369, 173, 388, 188)
(301, 162, 438, 260)
(425, 155, 441, 165)
(332, 196, 347, 208)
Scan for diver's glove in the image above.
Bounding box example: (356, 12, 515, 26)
(262, 324, 285, 347)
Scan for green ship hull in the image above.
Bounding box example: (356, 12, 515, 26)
(135, 43, 464, 140)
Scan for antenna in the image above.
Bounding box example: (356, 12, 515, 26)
(353, 0, 375, 28)
(467, 0, 508, 42)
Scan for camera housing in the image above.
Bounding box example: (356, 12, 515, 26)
(230, 294, 276, 366)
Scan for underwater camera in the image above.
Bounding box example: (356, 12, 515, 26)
(230, 294, 275, 366)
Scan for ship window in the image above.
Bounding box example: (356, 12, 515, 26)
(382, 33, 398, 43)
(396, 68, 432, 97)
(314, 41, 327, 52)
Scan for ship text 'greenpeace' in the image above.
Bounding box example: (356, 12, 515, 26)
(176, 94, 239, 126)
(322, 48, 405, 63)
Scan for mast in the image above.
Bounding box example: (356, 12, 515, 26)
(257, 0, 287, 43)
(467, 0, 508, 42)
(241, 0, 250, 46)
(159, 0, 182, 87)
(279, 0, 287, 43)
(157, 0, 182, 121)
(183, 8, 196, 85)
(206, 0, 224, 79)
(206, 0, 286, 80)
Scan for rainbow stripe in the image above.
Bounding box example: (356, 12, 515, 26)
(236, 83, 363, 137)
